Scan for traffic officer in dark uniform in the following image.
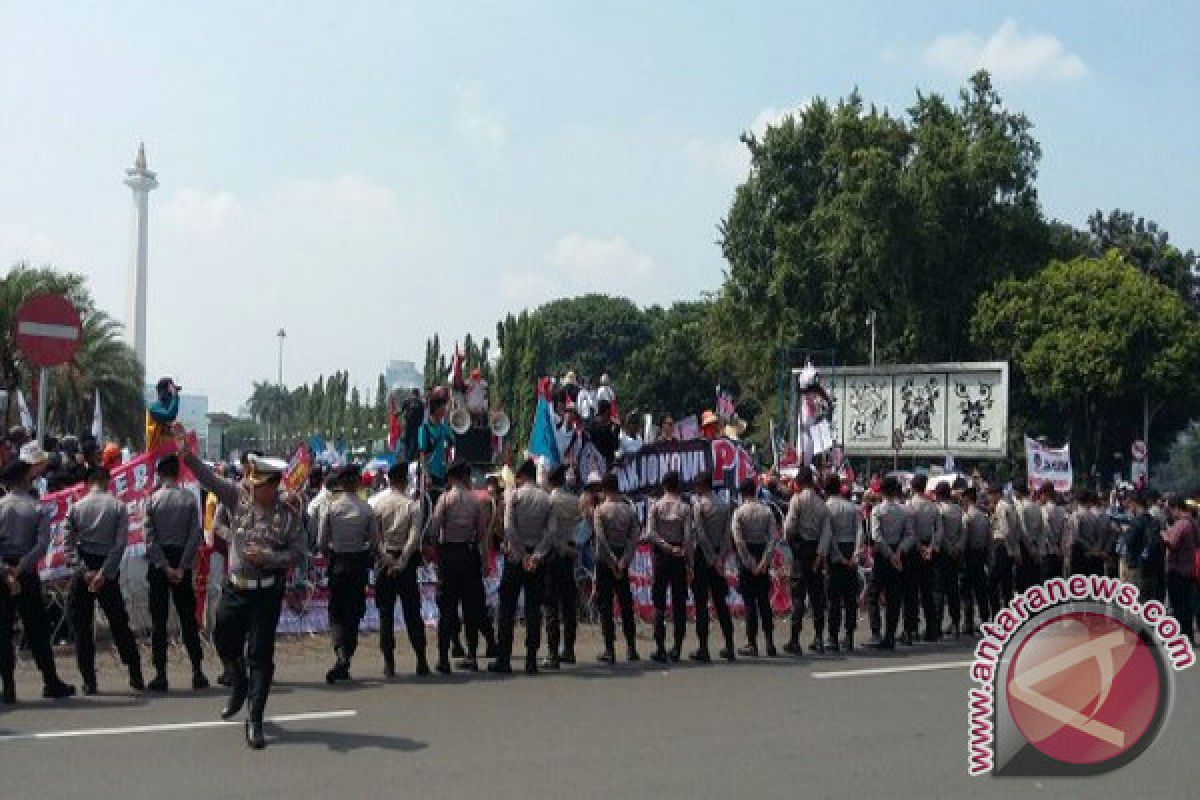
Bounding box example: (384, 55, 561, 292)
(689, 471, 735, 662)
(905, 474, 939, 643)
(543, 465, 580, 669)
(782, 469, 828, 654)
(0, 459, 75, 702)
(490, 459, 555, 675)
(960, 487, 992, 635)
(144, 454, 209, 692)
(593, 472, 640, 664)
(64, 465, 144, 694)
(822, 475, 861, 652)
(646, 470, 691, 663)
(733, 477, 780, 657)
(372, 462, 428, 677)
(318, 463, 379, 684)
(868, 476, 911, 650)
(176, 426, 304, 750)
(931, 482, 964, 639)
(431, 459, 488, 673)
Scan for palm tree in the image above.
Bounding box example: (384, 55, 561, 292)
(247, 381, 292, 451)
(0, 263, 144, 443)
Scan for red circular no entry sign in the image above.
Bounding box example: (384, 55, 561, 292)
(14, 293, 82, 368)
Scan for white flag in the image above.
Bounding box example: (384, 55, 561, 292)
(15, 389, 32, 429)
(92, 392, 103, 441)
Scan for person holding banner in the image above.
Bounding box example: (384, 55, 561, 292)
(64, 465, 145, 694)
(490, 459, 555, 675)
(144, 454, 209, 692)
(593, 473, 641, 664)
(318, 464, 379, 685)
(372, 462, 429, 678)
(733, 478, 780, 657)
(646, 470, 692, 663)
(690, 472, 735, 663)
(174, 426, 304, 750)
(0, 459, 76, 703)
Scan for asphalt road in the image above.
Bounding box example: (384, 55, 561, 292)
(0, 626, 1195, 800)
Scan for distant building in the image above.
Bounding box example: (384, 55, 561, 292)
(145, 386, 209, 456)
(385, 360, 422, 392)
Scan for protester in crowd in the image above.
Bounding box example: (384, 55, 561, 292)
(1142, 488, 1168, 603)
(64, 465, 144, 695)
(587, 399, 619, 470)
(144, 454, 208, 692)
(1163, 497, 1196, 644)
(658, 415, 677, 443)
(0, 458, 75, 703)
(595, 373, 616, 414)
(175, 426, 304, 750)
(542, 465, 580, 669)
(466, 368, 488, 427)
(689, 471, 735, 662)
(733, 477, 779, 657)
(646, 470, 691, 663)
(146, 376, 181, 452)
(418, 392, 454, 499)
(371, 462, 429, 677)
(401, 389, 424, 463)
(490, 459, 554, 675)
(700, 410, 720, 440)
(1120, 492, 1156, 597)
(318, 463, 378, 684)
(593, 472, 640, 664)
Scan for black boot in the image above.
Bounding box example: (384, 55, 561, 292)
(650, 644, 668, 663)
(1, 672, 14, 704)
(598, 642, 616, 664)
(525, 650, 539, 675)
(782, 623, 803, 655)
(809, 633, 825, 655)
(128, 661, 145, 692)
(843, 631, 855, 653)
(148, 669, 169, 693)
(415, 651, 431, 676)
(626, 638, 640, 662)
(826, 634, 841, 654)
(764, 632, 778, 658)
(245, 717, 266, 750)
(42, 679, 76, 699)
(668, 635, 683, 663)
(451, 637, 466, 659)
(737, 640, 759, 657)
(382, 650, 396, 679)
(220, 660, 247, 720)
(245, 666, 272, 749)
(487, 658, 512, 674)
(540, 655, 561, 671)
(192, 670, 210, 690)
(689, 646, 711, 663)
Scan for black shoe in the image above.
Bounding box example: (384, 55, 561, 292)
(383, 654, 396, 679)
(809, 637, 825, 655)
(626, 646, 640, 663)
(924, 629, 940, 643)
(191, 671, 210, 690)
(719, 647, 736, 662)
(451, 640, 466, 659)
(597, 650, 616, 664)
(221, 686, 247, 720)
(456, 657, 479, 673)
(560, 651, 576, 665)
(245, 718, 266, 750)
(1, 684, 14, 704)
(866, 634, 882, 648)
(688, 649, 711, 663)
(782, 640, 803, 655)
(525, 655, 539, 675)
(487, 660, 512, 675)
(82, 681, 98, 696)
(129, 666, 145, 692)
(217, 670, 233, 687)
(540, 657, 560, 671)
(415, 657, 431, 677)
(484, 642, 497, 660)
(325, 661, 351, 684)
(843, 634, 855, 654)
(435, 659, 452, 675)
(899, 632, 914, 647)
(650, 648, 668, 664)
(765, 642, 778, 658)
(826, 638, 841, 654)
(872, 637, 895, 650)
(148, 673, 169, 693)
(43, 680, 76, 699)
(668, 646, 682, 663)
(737, 644, 759, 657)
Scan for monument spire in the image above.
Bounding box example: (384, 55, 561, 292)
(123, 142, 158, 368)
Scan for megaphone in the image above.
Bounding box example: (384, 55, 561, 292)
(450, 407, 472, 435)
(489, 410, 511, 438)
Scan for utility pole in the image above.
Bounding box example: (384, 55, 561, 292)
(867, 310, 877, 367)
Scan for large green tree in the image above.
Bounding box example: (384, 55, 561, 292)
(971, 251, 1200, 478)
(1085, 209, 1198, 308)
(623, 301, 723, 419)
(711, 70, 1053, 425)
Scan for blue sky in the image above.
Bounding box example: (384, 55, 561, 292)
(1, 2, 1195, 413)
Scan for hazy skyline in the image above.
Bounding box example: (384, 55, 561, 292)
(1, 2, 1195, 412)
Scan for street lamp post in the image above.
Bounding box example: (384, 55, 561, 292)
(866, 310, 877, 367)
(276, 328, 287, 386)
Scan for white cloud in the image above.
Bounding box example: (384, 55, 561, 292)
(684, 100, 809, 182)
(496, 270, 563, 311)
(921, 19, 1088, 82)
(547, 233, 654, 289)
(453, 82, 507, 150)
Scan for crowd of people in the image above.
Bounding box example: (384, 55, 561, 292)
(1, 375, 1198, 754)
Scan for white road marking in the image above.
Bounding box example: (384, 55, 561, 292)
(16, 321, 79, 340)
(0, 709, 357, 742)
(812, 660, 973, 679)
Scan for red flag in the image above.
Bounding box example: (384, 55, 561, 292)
(387, 395, 401, 451)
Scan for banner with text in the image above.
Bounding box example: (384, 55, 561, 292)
(1024, 435, 1073, 492)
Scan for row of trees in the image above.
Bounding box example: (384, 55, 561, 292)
(243, 371, 395, 453)
(0, 265, 144, 444)
(425, 71, 1197, 487)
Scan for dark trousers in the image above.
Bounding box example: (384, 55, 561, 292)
(375, 557, 426, 661)
(68, 555, 140, 684)
(651, 548, 687, 649)
(960, 549, 990, 629)
(789, 539, 825, 637)
(826, 557, 859, 640)
(596, 559, 636, 649)
(692, 552, 733, 650)
(1042, 553, 1063, 582)
(1142, 562, 1166, 604)
(869, 556, 902, 642)
(437, 544, 486, 658)
(738, 543, 773, 645)
(214, 582, 284, 720)
(901, 549, 936, 636)
(990, 547, 1015, 612)
(1166, 574, 1194, 641)
(0, 567, 63, 686)
(1014, 543, 1040, 592)
(147, 547, 204, 672)
(934, 551, 962, 632)
(543, 551, 577, 659)
(495, 556, 543, 664)
(327, 551, 370, 661)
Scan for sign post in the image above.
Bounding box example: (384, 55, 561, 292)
(892, 428, 904, 472)
(13, 293, 83, 447)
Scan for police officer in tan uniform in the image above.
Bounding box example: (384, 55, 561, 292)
(690, 472, 735, 662)
(432, 459, 488, 673)
(594, 472, 640, 664)
(868, 476, 911, 650)
(782, 469, 829, 654)
(822, 475, 860, 652)
(646, 470, 691, 663)
(960, 487, 992, 635)
(176, 426, 304, 750)
(372, 462, 428, 677)
(930, 482, 964, 639)
(543, 465, 580, 669)
(733, 478, 779, 657)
